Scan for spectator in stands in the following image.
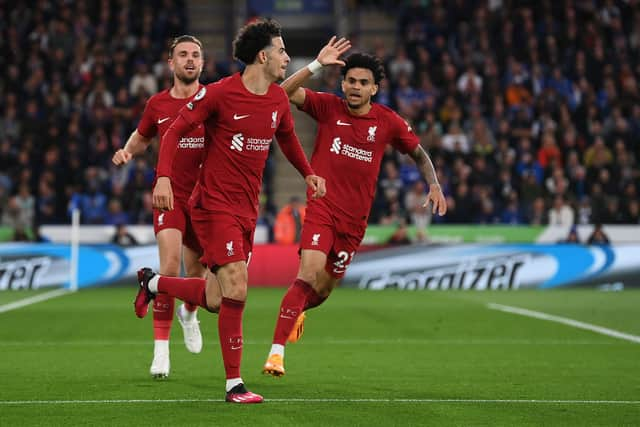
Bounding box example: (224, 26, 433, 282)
(69, 172, 108, 224)
(548, 195, 574, 226)
(379, 161, 404, 204)
(3, 0, 640, 228)
(111, 223, 139, 247)
(587, 223, 611, 245)
(441, 122, 470, 154)
(457, 65, 483, 98)
(500, 192, 524, 225)
(257, 200, 275, 243)
(135, 191, 155, 225)
(129, 61, 158, 97)
(527, 196, 548, 225)
(104, 198, 130, 226)
(273, 196, 306, 245)
(2, 195, 32, 233)
(537, 132, 562, 170)
(387, 218, 412, 246)
(374, 78, 392, 107)
(394, 73, 419, 121)
(584, 137, 613, 170)
(15, 184, 35, 227)
(404, 180, 430, 241)
(470, 118, 495, 158)
(11, 226, 30, 242)
(516, 151, 544, 186)
(387, 46, 414, 82)
(450, 182, 474, 223)
(86, 79, 114, 110)
(576, 197, 593, 225)
(560, 225, 581, 244)
(599, 197, 625, 224)
(624, 199, 640, 224)
(545, 166, 570, 198)
(476, 197, 498, 224)
(0, 106, 20, 141)
(31, 223, 49, 243)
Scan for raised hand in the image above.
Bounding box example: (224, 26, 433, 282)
(317, 36, 352, 67)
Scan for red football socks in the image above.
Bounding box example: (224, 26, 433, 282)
(272, 279, 314, 345)
(304, 288, 327, 310)
(218, 297, 245, 379)
(158, 276, 208, 309)
(152, 293, 174, 340)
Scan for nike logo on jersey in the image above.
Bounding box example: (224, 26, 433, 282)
(336, 120, 351, 126)
(233, 114, 250, 120)
(157, 117, 170, 124)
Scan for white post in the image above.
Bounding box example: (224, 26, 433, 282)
(69, 208, 80, 292)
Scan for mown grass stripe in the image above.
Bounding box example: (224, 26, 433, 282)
(488, 303, 640, 344)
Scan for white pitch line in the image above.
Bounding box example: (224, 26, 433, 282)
(0, 338, 626, 347)
(0, 398, 638, 405)
(0, 288, 72, 314)
(487, 303, 640, 344)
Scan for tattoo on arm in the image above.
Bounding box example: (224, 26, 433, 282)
(409, 146, 439, 186)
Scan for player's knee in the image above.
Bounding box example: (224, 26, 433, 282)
(185, 262, 206, 278)
(160, 257, 181, 276)
(313, 274, 339, 298)
(298, 271, 317, 286)
(225, 286, 247, 301)
(220, 263, 248, 300)
(298, 264, 323, 287)
(313, 281, 333, 298)
(315, 286, 332, 299)
(205, 298, 220, 313)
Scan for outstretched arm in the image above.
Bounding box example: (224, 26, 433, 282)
(112, 130, 152, 165)
(281, 36, 351, 107)
(408, 146, 447, 216)
(276, 128, 326, 199)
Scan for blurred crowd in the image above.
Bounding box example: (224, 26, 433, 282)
(1, 0, 639, 243)
(332, 0, 639, 236)
(0, 0, 244, 239)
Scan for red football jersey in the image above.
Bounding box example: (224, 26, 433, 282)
(137, 87, 205, 202)
(300, 89, 419, 222)
(158, 73, 313, 219)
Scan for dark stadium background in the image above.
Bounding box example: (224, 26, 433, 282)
(1, 0, 638, 244)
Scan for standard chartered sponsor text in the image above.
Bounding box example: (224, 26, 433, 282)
(178, 136, 205, 149)
(341, 144, 372, 162)
(246, 137, 271, 151)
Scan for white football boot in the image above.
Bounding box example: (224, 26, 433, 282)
(176, 304, 203, 354)
(150, 340, 170, 379)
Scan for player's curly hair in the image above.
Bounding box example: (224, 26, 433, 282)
(232, 19, 283, 65)
(169, 35, 203, 58)
(342, 53, 385, 84)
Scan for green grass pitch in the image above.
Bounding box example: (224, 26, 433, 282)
(1, 287, 639, 426)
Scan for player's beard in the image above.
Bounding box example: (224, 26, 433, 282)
(346, 95, 369, 110)
(175, 70, 199, 85)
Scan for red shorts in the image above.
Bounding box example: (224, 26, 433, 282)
(299, 202, 367, 279)
(190, 206, 256, 270)
(153, 200, 201, 254)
